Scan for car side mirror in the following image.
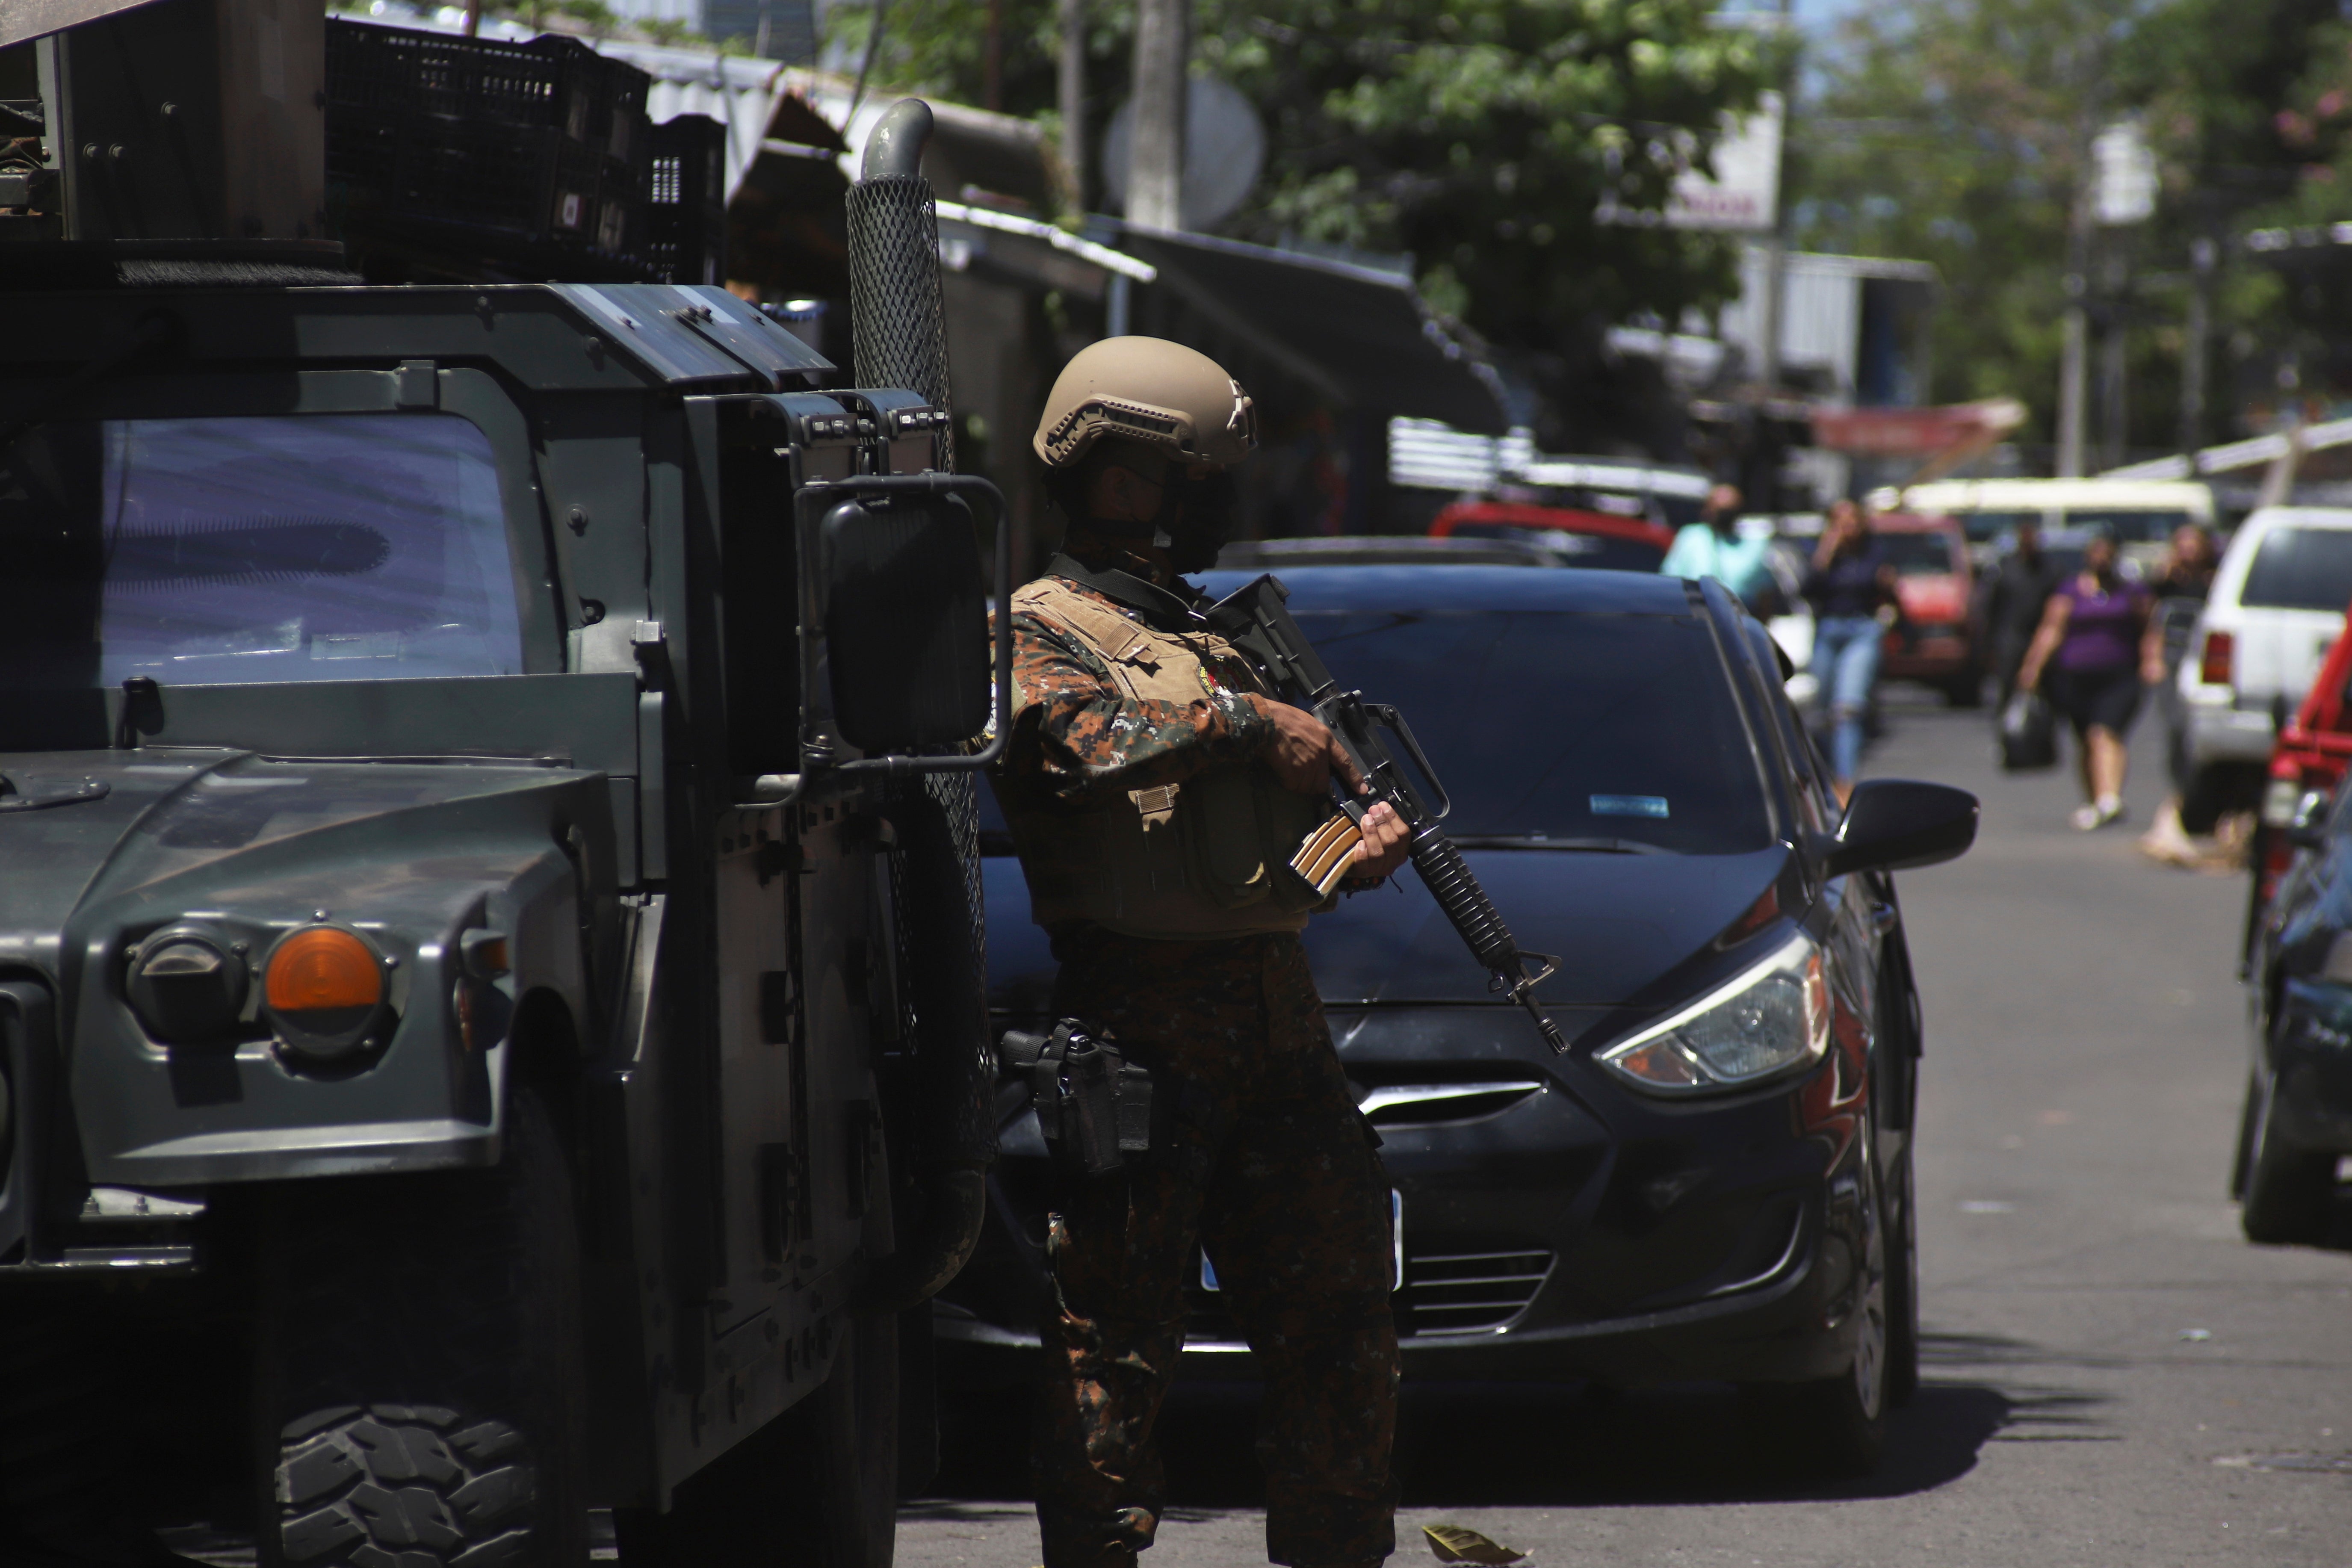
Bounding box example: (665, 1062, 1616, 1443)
(796, 473, 1011, 778)
(1818, 778, 1979, 879)
(2286, 788, 2331, 851)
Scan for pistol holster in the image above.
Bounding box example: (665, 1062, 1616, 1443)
(998, 1019, 1154, 1176)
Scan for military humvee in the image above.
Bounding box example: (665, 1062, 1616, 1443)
(0, 6, 996, 1565)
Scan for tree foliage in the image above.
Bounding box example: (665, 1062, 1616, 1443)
(829, 0, 1775, 359)
(1793, 0, 2337, 450)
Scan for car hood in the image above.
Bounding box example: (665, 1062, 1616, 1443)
(0, 749, 597, 983)
(984, 843, 1792, 1013)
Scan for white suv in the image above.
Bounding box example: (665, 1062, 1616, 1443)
(2174, 506, 2352, 827)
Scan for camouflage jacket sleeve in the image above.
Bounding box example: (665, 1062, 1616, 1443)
(1000, 606, 1272, 806)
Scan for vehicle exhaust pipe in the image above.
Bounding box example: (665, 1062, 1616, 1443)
(845, 97, 956, 469)
(844, 97, 993, 1314)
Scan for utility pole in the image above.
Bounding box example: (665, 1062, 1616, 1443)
(1755, 0, 1794, 395)
(1127, 0, 1186, 229)
(2098, 242, 2128, 470)
(2180, 233, 2215, 455)
(1058, 0, 1085, 208)
(983, 0, 1003, 112)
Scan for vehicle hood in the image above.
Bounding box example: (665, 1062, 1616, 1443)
(0, 750, 599, 984)
(984, 844, 1792, 1013)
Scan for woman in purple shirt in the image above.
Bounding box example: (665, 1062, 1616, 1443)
(2017, 529, 2166, 830)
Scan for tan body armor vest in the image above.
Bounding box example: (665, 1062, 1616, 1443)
(1005, 577, 1336, 940)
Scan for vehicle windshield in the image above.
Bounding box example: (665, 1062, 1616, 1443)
(0, 413, 524, 689)
(2241, 526, 2352, 612)
(2064, 508, 2189, 543)
(1876, 531, 1958, 576)
(1444, 523, 1667, 574)
(979, 606, 1774, 855)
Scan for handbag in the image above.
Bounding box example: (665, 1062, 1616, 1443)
(1998, 690, 2059, 771)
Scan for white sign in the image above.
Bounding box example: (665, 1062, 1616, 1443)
(1601, 92, 1782, 233)
(2094, 119, 2157, 227)
(1666, 91, 1782, 231)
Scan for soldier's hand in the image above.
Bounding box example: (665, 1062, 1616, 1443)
(1249, 696, 1363, 795)
(1351, 800, 1411, 880)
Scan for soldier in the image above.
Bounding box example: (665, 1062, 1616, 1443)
(993, 337, 1413, 1568)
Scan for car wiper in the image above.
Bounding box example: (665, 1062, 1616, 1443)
(1445, 835, 1667, 854)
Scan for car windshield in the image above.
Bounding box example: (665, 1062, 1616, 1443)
(979, 605, 1774, 855)
(1876, 531, 1958, 576)
(1444, 523, 1667, 574)
(2064, 508, 2189, 543)
(2241, 526, 2352, 612)
(0, 413, 524, 689)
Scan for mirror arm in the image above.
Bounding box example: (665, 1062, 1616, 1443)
(797, 470, 1014, 780)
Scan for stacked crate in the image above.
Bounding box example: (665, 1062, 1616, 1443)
(326, 20, 655, 281)
(646, 115, 728, 286)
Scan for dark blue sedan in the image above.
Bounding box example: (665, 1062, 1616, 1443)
(939, 567, 1976, 1476)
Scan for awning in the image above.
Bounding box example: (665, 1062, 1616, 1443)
(1112, 226, 1509, 435)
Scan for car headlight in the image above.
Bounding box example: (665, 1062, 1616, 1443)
(1598, 932, 1830, 1094)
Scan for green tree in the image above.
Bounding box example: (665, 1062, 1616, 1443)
(829, 0, 1775, 362)
(1792, 0, 2335, 452)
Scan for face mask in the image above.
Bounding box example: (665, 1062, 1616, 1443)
(1152, 469, 1240, 574)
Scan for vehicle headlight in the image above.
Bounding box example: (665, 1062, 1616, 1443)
(1598, 933, 1830, 1094)
(125, 925, 249, 1046)
(262, 925, 388, 1062)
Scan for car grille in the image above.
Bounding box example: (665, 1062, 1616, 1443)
(1184, 1243, 1555, 1346)
(1401, 1248, 1554, 1335)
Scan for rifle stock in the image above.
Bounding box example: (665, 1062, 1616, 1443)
(1206, 574, 1566, 1052)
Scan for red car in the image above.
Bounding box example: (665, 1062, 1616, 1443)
(1870, 512, 1980, 706)
(2247, 599, 2352, 952)
(1430, 500, 1674, 573)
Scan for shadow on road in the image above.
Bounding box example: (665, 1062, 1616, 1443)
(919, 1327, 2105, 1514)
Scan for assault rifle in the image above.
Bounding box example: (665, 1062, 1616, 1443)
(1206, 574, 1566, 1052)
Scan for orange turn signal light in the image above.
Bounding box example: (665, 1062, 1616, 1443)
(265, 927, 384, 1016)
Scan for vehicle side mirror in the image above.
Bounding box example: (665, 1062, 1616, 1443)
(2286, 788, 2331, 851)
(1819, 778, 1979, 879)
(816, 491, 993, 754)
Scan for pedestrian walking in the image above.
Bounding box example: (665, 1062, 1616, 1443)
(2016, 528, 2166, 830)
(2151, 521, 2220, 603)
(1660, 482, 1776, 612)
(993, 337, 1414, 1568)
(1973, 519, 2064, 709)
(1802, 497, 1900, 800)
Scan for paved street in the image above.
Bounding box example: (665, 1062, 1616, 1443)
(899, 692, 2352, 1568)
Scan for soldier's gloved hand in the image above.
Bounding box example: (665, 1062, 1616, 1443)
(1351, 800, 1411, 880)
(1249, 695, 1364, 795)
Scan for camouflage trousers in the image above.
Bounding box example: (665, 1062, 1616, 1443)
(1032, 926, 1400, 1568)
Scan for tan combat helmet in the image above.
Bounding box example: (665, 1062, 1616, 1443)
(1033, 337, 1259, 469)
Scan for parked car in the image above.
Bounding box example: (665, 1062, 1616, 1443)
(2240, 596, 2352, 963)
(1870, 512, 1980, 705)
(2174, 507, 2352, 831)
(1217, 534, 1576, 570)
(1428, 499, 1675, 572)
(943, 567, 1978, 1475)
(2237, 782, 2352, 1243)
(1868, 477, 2218, 573)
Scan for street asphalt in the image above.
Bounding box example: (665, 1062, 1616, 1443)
(898, 687, 2352, 1568)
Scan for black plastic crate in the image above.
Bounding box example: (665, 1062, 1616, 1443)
(325, 19, 656, 281)
(646, 115, 727, 285)
(328, 21, 608, 138)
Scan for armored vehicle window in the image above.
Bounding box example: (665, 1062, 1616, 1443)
(0, 414, 523, 688)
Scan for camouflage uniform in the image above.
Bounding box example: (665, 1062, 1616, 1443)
(996, 549, 1401, 1568)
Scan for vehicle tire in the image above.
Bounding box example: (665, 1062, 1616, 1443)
(1942, 670, 1984, 709)
(254, 1084, 588, 1568)
(1742, 1161, 1889, 1477)
(1883, 1143, 1921, 1409)
(2237, 1066, 2337, 1245)
(615, 1312, 898, 1568)
(775, 1311, 899, 1568)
